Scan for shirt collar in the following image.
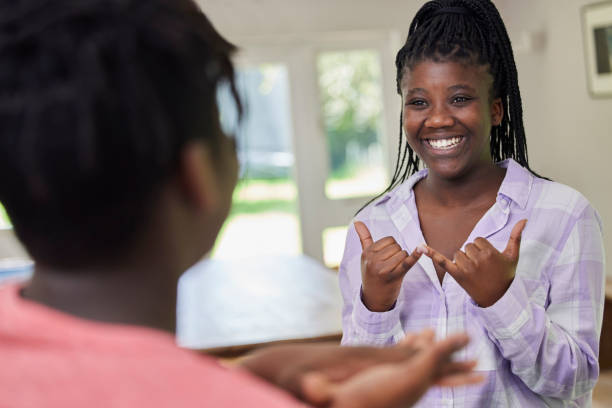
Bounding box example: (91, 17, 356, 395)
(372, 168, 427, 210)
(496, 159, 533, 210)
(374, 158, 533, 210)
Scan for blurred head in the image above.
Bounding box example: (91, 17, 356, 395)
(0, 0, 241, 268)
(371, 0, 541, 200)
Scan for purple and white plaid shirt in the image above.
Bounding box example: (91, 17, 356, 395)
(339, 159, 605, 407)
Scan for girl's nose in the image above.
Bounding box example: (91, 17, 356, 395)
(424, 107, 454, 128)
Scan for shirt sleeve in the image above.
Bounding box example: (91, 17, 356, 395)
(339, 222, 404, 347)
(474, 204, 605, 400)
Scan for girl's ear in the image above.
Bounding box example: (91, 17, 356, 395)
(178, 141, 219, 213)
(491, 97, 503, 126)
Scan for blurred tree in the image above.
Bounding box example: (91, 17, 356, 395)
(317, 50, 382, 175)
(0, 203, 11, 228)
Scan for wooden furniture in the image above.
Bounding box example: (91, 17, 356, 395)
(599, 280, 612, 370)
(176, 255, 343, 357)
(595, 280, 612, 406)
(593, 369, 612, 408)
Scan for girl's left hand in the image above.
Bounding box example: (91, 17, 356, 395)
(422, 220, 527, 308)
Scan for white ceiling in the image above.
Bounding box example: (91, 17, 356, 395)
(197, 0, 418, 40)
(197, 0, 508, 41)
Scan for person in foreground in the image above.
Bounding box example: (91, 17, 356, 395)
(0, 0, 482, 407)
(339, 0, 606, 407)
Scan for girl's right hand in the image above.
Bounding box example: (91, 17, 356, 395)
(354, 221, 423, 312)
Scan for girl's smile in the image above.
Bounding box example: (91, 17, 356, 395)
(423, 134, 466, 155)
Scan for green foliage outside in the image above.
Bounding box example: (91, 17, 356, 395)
(0, 203, 10, 228)
(229, 197, 295, 215)
(228, 178, 297, 216)
(225, 51, 384, 219)
(317, 50, 383, 176)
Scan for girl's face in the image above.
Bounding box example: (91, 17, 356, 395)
(400, 60, 503, 180)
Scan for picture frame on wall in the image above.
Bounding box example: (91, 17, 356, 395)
(582, 1, 612, 97)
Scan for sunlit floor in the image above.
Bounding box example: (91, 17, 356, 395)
(212, 212, 301, 260)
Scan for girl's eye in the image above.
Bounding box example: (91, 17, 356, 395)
(452, 96, 472, 104)
(406, 99, 427, 107)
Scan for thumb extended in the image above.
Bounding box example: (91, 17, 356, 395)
(503, 219, 527, 262)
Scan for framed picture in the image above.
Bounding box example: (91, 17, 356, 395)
(582, 1, 612, 97)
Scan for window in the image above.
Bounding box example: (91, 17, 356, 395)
(209, 31, 400, 266)
(317, 50, 388, 200)
(212, 63, 301, 259)
(322, 226, 348, 268)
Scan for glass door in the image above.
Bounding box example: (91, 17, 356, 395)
(212, 61, 301, 259)
(213, 32, 401, 268)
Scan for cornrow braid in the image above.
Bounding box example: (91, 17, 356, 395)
(360, 0, 544, 213)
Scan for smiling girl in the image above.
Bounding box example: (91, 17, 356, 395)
(338, 0, 606, 406)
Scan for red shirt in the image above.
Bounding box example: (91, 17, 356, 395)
(0, 283, 303, 408)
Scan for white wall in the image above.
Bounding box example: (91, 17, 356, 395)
(499, 0, 612, 276)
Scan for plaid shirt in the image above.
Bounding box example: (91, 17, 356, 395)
(339, 159, 605, 407)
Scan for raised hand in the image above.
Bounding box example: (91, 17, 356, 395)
(423, 219, 527, 308)
(300, 331, 482, 408)
(354, 221, 423, 312)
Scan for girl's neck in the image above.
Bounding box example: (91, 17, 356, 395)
(419, 162, 506, 208)
(21, 262, 180, 333)
(21, 267, 176, 333)
(19, 213, 192, 335)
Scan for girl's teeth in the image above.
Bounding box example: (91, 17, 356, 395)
(428, 137, 462, 149)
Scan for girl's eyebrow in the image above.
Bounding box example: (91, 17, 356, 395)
(405, 87, 427, 96)
(406, 84, 476, 96)
(448, 84, 476, 92)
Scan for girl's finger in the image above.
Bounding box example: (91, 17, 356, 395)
(411, 328, 436, 350)
(418, 333, 470, 370)
(300, 372, 335, 406)
(354, 221, 374, 251)
(503, 219, 527, 261)
(372, 236, 400, 252)
(436, 372, 485, 387)
(473, 237, 495, 251)
(454, 250, 474, 274)
(437, 360, 477, 377)
(398, 332, 419, 348)
(398, 328, 435, 349)
(464, 243, 480, 261)
(380, 250, 409, 275)
(422, 245, 461, 277)
(388, 250, 421, 280)
(377, 242, 404, 263)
